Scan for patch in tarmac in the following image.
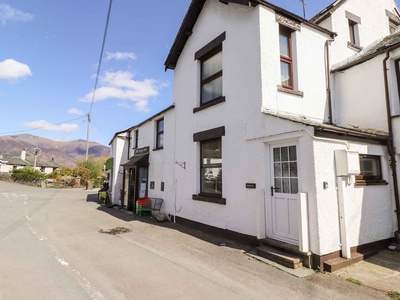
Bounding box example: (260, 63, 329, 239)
(99, 227, 131, 235)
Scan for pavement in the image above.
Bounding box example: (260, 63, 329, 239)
(334, 250, 400, 293)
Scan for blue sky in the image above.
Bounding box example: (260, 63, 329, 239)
(0, 0, 398, 146)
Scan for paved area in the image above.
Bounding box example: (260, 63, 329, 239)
(0, 181, 394, 299)
(335, 250, 400, 293)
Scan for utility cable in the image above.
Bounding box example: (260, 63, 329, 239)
(89, 0, 113, 115)
(0, 116, 86, 135)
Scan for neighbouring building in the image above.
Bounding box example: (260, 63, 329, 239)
(0, 149, 60, 174)
(109, 0, 400, 271)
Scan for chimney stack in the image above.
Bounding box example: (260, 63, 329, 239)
(21, 149, 26, 161)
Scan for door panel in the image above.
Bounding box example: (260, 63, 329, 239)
(269, 144, 299, 245)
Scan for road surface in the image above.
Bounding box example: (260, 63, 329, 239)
(0, 181, 389, 299)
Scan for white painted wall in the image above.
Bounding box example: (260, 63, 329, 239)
(312, 139, 394, 255)
(260, 6, 331, 122)
(317, 0, 399, 65)
(110, 132, 128, 204)
(126, 108, 176, 214)
(332, 56, 388, 131)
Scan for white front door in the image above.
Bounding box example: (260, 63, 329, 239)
(269, 144, 299, 245)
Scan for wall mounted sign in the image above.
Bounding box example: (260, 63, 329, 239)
(134, 146, 149, 156)
(246, 183, 256, 189)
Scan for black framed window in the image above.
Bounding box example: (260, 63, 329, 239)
(194, 32, 226, 112)
(133, 129, 139, 149)
(279, 26, 293, 89)
(200, 138, 222, 196)
(156, 119, 164, 149)
(201, 48, 223, 105)
(356, 155, 387, 186)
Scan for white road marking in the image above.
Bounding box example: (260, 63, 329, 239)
(25, 215, 105, 300)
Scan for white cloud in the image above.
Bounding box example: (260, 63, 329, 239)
(23, 120, 79, 132)
(79, 71, 164, 112)
(105, 51, 137, 61)
(0, 4, 34, 25)
(0, 59, 32, 80)
(67, 108, 84, 115)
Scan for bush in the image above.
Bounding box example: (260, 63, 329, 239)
(11, 167, 47, 183)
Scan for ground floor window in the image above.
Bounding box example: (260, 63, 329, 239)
(356, 154, 387, 186)
(201, 138, 222, 196)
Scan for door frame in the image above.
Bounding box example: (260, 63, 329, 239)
(266, 140, 301, 245)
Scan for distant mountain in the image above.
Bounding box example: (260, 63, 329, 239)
(0, 134, 110, 167)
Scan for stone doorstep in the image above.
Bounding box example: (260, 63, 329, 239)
(256, 245, 303, 269)
(324, 249, 379, 272)
(259, 237, 312, 257)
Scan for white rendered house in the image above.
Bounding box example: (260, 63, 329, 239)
(110, 0, 400, 270)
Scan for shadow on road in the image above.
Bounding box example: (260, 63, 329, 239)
(91, 198, 254, 252)
(86, 193, 99, 203)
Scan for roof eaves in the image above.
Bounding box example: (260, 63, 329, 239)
(108, 105, 175, 145)
(310, 0, 347, 24)
(332, 35, 400, 73)
(263, 110, 389, 142)
(164, 0, 336, 71)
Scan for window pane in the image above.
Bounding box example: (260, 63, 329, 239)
(281, 147, 288, 162)
(274, 163, 282, 177)
(291, 178, 298, 194)
(281, 62, 292, 87)
(282, 178, 290, 193)
(201, 167, 222, 195)
(158, 119, 164, 132)
(290, 162, 297, 177)
(202, 51, 222, 80)
(282, 162, 289, 177)
(201, 139, 222, 195)
(289, 146, 296, 161)
(157, 133, 164, 148)
(202, 76, 222, 103)
(274, 178, 282, 193)
(279, 33, 290, 57)
(273, 148, 281, 162)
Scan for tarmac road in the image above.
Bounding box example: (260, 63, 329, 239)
(0, 181, 390, 299)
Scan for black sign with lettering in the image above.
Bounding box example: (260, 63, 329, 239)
(134, 146, 149, 156)
(246, 183, 256, 189)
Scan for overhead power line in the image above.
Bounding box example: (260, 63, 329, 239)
(86, 0, 113, 160)
(0, 115, 86, 136)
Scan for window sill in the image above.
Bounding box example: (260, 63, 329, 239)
(192, 194, 226, 205)
(152, 147, 163, 151)
(347, 41, 363, 51)
(193, 96, 225, 113)
(355, 180, 388, 186)
(277, 86, 304, 97)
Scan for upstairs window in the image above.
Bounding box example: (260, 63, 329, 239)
(279, 26, 293, 89)
(355, 155, 387, 186)
(133, 129, 139, 149)
(345, 11, 361, 50)
(194, 32, 226, 112)
(201, 49, 223, 104)
(155, 119, 164, 149)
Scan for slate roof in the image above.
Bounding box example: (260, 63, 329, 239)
(332, 31, 400, 72)
(263, 110, 389, 143)
(1, 154, 60, 168)
(309, 0, 347, 24)
(2, 155, 31, 167)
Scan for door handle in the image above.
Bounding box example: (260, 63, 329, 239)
(270, 186, 280, 196)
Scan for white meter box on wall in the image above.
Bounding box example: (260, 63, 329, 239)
(334, 150, 360, 176)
